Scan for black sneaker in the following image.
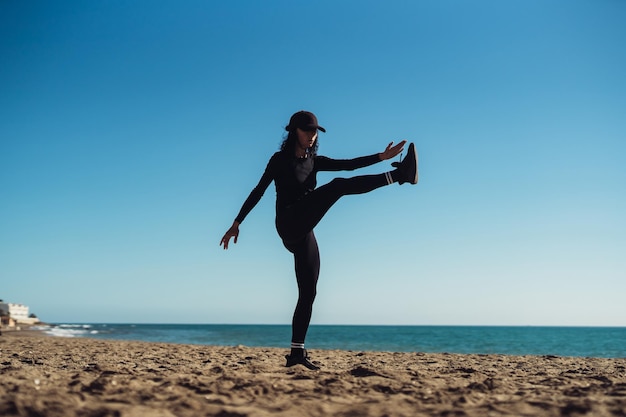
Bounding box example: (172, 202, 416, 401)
(391, 142, 418, 185)
(285, 349, 320, 370)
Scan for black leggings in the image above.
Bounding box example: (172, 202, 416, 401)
(276, 173, 389, 344)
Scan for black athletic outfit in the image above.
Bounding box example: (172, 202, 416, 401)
(235, 150, 390, 345)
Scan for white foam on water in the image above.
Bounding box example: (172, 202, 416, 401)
(42, 324, 96, 338)
(59, 324, 92, 329)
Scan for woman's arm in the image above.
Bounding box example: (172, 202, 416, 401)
(316, 141, 406, 172)
(220, 153, 277, 250)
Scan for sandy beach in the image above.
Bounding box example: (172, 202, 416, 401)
(1, 331, 625, 417)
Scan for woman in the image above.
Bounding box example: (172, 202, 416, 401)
(220, 110, 418, 370)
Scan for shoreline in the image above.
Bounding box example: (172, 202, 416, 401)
(1, 325, 47, 337)
(2, 332, 625, 416)
(15, 323, 626, 358)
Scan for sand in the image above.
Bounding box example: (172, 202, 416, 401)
(1, 331, 625, 417)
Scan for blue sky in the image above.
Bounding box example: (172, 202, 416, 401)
(1, 1, 624, 326)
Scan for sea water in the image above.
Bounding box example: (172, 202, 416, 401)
(36, 324, 626, 358)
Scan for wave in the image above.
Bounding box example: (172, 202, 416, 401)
(36, 324, 99, 338)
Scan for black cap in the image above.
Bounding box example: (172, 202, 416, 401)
(285, 110, 326, 132)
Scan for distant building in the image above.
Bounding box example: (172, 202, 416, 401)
(0, 301, 40, 325)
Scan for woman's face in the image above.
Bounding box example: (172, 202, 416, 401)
(296, 128, 318, 151)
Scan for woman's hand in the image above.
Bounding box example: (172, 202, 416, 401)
(379, 140, 406, 161)
(220, 221, 240, 250)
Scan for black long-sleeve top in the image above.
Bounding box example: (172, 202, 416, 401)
(234, 151, 381, 224)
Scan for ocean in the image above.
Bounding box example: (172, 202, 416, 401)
(36, 324, 626, 359)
